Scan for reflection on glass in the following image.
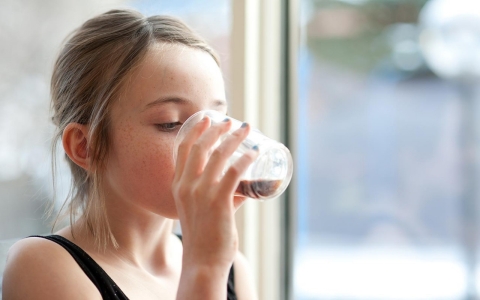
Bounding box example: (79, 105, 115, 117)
(294, 0, 480, 299)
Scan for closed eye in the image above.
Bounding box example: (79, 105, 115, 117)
(155, 122, 182, 132)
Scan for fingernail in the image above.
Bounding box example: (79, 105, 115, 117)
(252, 145, 259, 151)
(241, 122, 248, 128)
(223, 117, 230, 122)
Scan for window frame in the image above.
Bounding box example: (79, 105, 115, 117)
(230, 0, 298, 299)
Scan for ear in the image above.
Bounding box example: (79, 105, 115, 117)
(62, 123, 91, 171)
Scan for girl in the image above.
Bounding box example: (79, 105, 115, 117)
(2, 9, 258, 300)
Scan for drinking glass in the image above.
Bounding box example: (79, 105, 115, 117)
(173, 110, 293, 200)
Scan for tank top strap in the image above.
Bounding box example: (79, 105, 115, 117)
(30, 235, 129, 300)
(31, 234, 236, 300)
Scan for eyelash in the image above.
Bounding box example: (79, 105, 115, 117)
(155, 122, 182, 132)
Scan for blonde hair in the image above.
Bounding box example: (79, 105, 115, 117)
(50, 9, 219, 249)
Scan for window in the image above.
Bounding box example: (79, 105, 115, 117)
(292, 0, 480, 299)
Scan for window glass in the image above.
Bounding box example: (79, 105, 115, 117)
(0, 0, 127, 241)
(294, 0, 480, 299)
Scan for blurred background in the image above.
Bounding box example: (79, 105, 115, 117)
(295, 0, 480, 299)
(2, 0, 480, 299)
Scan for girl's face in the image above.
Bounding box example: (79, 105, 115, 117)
(103, 43, 227, 219)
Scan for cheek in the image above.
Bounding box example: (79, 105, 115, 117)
(107, 125, 176, 198)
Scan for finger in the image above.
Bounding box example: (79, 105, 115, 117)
(217, 148, 259, 204)
(182, 118, 233, 180)
(174, 117, 210, 181)
(201, 123, 250, 183)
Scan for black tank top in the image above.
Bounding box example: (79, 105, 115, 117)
(31, 235, 237, 300)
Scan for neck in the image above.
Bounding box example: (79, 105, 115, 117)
(65, 206, 178, 275)
(108, 213, 176, 267)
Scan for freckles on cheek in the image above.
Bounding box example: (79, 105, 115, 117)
(112, 122, 143, 170)
(118, 133, 174, 181)
(110, 114, 173, 173)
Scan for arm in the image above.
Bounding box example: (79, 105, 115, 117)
(177, 252, 258, 300)
(173, 118, 258, 300)
(177, 264, 230, 300)
(233, 251, 258, 300)
(2, 237, 101, 300)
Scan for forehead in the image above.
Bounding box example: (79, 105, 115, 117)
(116, 43, 225, 112)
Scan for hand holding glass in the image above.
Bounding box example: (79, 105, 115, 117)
(173, 110, 293, 200)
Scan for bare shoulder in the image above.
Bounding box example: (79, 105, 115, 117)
(2, 237, 101, 300)
(233, 251, 258, 300)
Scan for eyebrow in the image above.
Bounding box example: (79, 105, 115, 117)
(143, 97, 227, 111)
